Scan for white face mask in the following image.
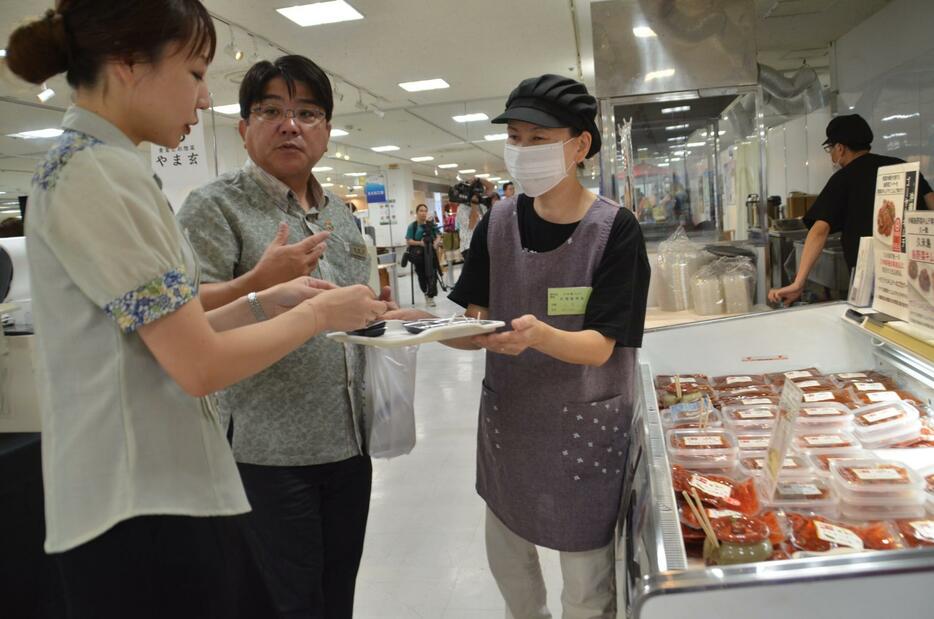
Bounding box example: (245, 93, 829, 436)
(504, 138, 576, 197)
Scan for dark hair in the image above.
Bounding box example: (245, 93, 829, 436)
(240, 55, 334, 121)
(6, 1, 216, 88)
(0, 218, 24, 238)
(415, 204, 428, 213)
(502, 182, 514, 191)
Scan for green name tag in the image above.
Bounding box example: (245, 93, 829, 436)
(547, 287, 592, 316)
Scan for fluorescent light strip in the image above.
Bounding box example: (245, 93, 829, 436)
(398, 78, 449, 92)
(666, 124, 689, 131)
(667, 136, 686, 142)
(438, 163, 458, 169)
(475, 173, 491, 178)
(7, 128, 64, 139)
(452, 113, 488, 123)
(881, 113, 919, 122)
(312, 166, 333, 172)
(884, 132, 907, 139)
(484, 133, 508, 141)
(371, 145, 399, 152)
(277, 1, 364, 27)
(645, 69, 675, 82)
(344, 172, 367, 177)
(212, 103, 241, 115)
(685, 142, 706, 147)
(330, 128, 349, 137)
(661, 106, 691, 114)
(321, 183, 334, 187)
(632, 26, 657, 38)
(458, 169, 476, 174)
(411, 156, 434, 162)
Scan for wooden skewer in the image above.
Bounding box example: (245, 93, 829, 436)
(675, 376, 682, 399)
(691, 488, 720, 548)
(682, 490, 718, 548)
(699, 396, 710, 430)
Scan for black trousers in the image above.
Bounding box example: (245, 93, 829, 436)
(237, 455, 372, 619)
(412, 247, 438, 298)
(53, 514, 273, 619)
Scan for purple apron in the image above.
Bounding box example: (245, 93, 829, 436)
(477, 196, 637, 552)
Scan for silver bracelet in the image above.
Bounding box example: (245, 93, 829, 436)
(246, 292, 268, 322)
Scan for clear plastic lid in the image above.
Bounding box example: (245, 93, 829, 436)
(716, 385, 777, 399)
(806, 450, 872, 476)
(711, 374, 767, 388)
(718, 394, 780, 408)
(851, 400, 919, 435)
(830, 458, 925, 496)
(795, 403, 854, 432)
(666, 428, 738, 470)
(797, 390, 854, 406)
(791, 377, 839, 393)
(829, 371, 895, 388)
(792, 430, 862, 455)
(661, 403, 723, 429)
(758, 477, 838, 513)
(722, 404, 778, 432)
(739, 454, 812, 479)
(857, 418, 922, 449)
(735, 433, 772, 453)
(766, 367, 822, 385)
(840, 502, 927, 521)
(849, 388, 926, 409)
(655, 374, 710, 389)
(895, 519, 934, 548)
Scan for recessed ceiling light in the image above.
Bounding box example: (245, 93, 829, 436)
(475, 173, 491, 178)
(277, 1, 364, 27)
(37, 85, 55, 102)
(343, 154, 350, 160)
(212, 104, 241, 115)
(438, 163, 458, 169)
(321, 183, 334, 187)
(645, 69, 675, 82)
(330, 128, 349, 137)
(633, 26, 657, 38)
(344, 172, 367, 177)
(7, 128, 64, 139)
(452, 113, 489, 123)
(371, 145, 399, 152)
(685, 142, 706, 148)
(665, 124, 688, 131)
(312, 166, 333, 172)
(411, 156, 434, 162)
(662, 105, 691, 114)
(0, 49, 6, 58)
(484, 133, 508, 141)
(458, 169, 476, 174)
(352, 185, 363, 189)
(398, 78, 449, 92)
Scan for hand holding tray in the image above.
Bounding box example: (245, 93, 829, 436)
(327, 317, 505, 348)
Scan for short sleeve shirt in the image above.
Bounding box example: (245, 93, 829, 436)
(803, 153, 933, 268)
(26, 106, 248, 553)
(449, 194, 650, 347)
(177, 161, 371, 466)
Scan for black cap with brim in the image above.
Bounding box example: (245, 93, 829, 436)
(492, 74, 602, 158)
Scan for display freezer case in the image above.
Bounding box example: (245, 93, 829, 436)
(618, 303, 934, 618)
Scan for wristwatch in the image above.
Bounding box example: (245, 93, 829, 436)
(247, 292, 268, 322)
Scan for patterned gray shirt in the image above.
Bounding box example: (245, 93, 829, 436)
(178, 160, 371, 466)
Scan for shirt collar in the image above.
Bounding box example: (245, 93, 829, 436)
(243, 158, 330, 215)
(61, 105, 140, 154)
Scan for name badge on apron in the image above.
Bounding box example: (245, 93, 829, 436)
(350, 242, 369, 261)
(547, 287, 592, 316)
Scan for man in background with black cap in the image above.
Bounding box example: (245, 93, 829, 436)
(769, 113, 934, 306)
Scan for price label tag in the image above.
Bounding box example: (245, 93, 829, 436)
(814, 521, 863, 550)
(854, 382, 886, 392)
(707, 509, 742, 519)
(853, 467, 903, 481)
(684, 436, 725, 447)
(804, 435, 846, 447)
(741, 398, 773, 405)
(803, 391, 835, 402)
(796, 380, 821, 389)
(690, 474, 732, 499)
(801, 407, 844, 417)
(764, 380, 804, 499)
(909, 521, 934, 542)
(778, 482, 822, 496)
(726, 376, 753, 385)
(867, 391, 900, 403)
(838, 372, 868, 379)
(738, 436, 770, 449)
(860, 407, 903, 424)
(785, 370, 814, 379)
(736, 409, 775, 420)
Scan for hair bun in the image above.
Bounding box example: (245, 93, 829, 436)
(6, 9, 70, 85)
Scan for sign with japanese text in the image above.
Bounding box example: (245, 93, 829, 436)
(871, 162, 919, 321)
(905, 211, 934, 331)
(150, 111, 210, 211)
(763, 380, 803, 500)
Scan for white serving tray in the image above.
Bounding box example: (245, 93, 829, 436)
(327, 318, 505, 348)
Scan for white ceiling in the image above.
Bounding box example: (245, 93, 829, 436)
(0, 0, 893, 204)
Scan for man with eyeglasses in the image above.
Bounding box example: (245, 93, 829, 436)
(769, 114, 934, 306)
(178, 55, 382, 618)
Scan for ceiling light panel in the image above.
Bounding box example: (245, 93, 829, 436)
(411, 156, 434, 162)
(459, 169, 476, 174)
(661, 106, 691, 114)
(371, 145, 399, 152)
(438, 163, 458, 169)
(633, 26, 657, 38)
(277, 1, 364, 27)
(212, 104, 241, 115)
(399, 78, 449, 92)
(7, 128, 64, 139)
(452, 113, 489, 123)
(330, 128, 349, 137)
(485, 133, 508, 141)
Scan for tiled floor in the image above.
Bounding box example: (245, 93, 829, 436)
(354, 268, 564, 618)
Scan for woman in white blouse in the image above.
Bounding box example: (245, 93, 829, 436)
(6, 2, 388, 617)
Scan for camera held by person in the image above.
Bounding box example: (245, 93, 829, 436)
(449, 178, 491, 207)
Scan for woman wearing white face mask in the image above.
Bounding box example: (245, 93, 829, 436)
(445, 74, 651, 619)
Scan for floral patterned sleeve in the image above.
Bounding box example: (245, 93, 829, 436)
(35, 144, 195, 334)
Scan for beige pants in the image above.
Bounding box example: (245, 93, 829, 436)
(485, 507, 616, 619)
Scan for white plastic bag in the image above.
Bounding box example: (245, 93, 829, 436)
(363, 345, 418, 458)
(655, 226, 712, 311)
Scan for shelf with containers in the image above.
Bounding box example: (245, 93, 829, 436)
(617, 302, 934, 619)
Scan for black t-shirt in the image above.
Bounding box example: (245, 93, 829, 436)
(449, 195, 651, 347)
(803, 153, 933, 268)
